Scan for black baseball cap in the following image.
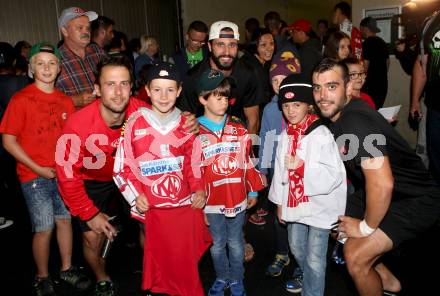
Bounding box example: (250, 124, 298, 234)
(146, 62, 181, 83)
(196, 68, 235, 96)
(278, 73, 314, 107)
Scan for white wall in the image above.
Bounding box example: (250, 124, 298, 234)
(180, 0, 346, 38)
(0, 0, 178, 56)
(352, 0, 417, 147)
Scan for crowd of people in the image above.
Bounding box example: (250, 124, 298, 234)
(1, 1, 440, 296)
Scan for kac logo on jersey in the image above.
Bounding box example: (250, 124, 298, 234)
(212, 155, 238, 176)
(152, 174, 182, 199)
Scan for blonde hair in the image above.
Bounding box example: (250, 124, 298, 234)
(139, 35, 158, 55)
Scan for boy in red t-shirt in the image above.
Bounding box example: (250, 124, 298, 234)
(0, 43, 90, 295)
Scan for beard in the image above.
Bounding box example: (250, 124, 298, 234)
(102, 96, 130, 114)
(211, 54, 237, 71)
(317, 95, 348, 121)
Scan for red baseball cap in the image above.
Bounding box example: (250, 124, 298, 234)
(288, 19, 312, 33)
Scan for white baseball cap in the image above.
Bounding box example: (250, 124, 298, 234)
(209, 21, 240, 41)
(58, 7, 98, 29)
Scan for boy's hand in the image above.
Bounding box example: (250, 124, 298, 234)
(37, 166, 56, 179)
(247, 197, 257, 209)
(182, 111, 199, 134)
(192, 190, 206, 209)
(135, 194, 149, 213)
(284, 154, 303, 170)
(277, 205, 285, 225)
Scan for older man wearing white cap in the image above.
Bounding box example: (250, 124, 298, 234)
(178, 20, 266, 135)
(56, 7, 107, 108)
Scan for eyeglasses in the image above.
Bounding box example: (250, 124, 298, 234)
(349, 72, 366, 79)
(188, 37, 205, 46)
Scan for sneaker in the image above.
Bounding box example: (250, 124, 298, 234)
(208, 278, 228, 296)
(59, 266, 92, 290)
(265, 253, 290, 277)
(229, 280, 246, 296)
(33, 276, 56, 296)
(95, 280, 117, 296)
(256, 208, 269, 217)
(248, 213, 266, 225)
(285, 273, 303, 294)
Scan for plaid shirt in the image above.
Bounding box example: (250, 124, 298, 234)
(56, 43, 107, 96)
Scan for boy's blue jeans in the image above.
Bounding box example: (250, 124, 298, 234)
(287, 222, 330, 296)
(21, 177, 71, 232)
(206, 211, 246, 281)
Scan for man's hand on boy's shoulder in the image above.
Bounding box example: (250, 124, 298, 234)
(182, 111, 199, 134)
(71, 92, 95, 107)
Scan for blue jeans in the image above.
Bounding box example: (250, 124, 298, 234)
(206, 211, 246, 281)
(21, 177, 70, 232)
(288, 223, 330, 296)
(426, 108, 440, 185)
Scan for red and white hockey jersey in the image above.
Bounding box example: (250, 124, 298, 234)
(199, 116, 266, 217)
(56, 97, 148, 221)
(113, 107, 204, 221)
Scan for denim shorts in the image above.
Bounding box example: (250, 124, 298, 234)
(21, 177, 71, 232)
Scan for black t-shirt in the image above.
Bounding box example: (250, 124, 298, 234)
(297, 38, 322, 81)
(329, 99, 437, 200)
(240, 52, 273, 103)
(362, 36, 389, 108)
(422, 11, 440, 111)
(177, 58, 266, 119)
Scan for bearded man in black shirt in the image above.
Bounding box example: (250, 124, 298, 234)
(312, 58, 440, 296)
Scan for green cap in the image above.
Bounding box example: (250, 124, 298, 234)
(29, 42, 61, 61)
(196, 68, 235, 96)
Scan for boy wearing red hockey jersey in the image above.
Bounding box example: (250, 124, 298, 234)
(56, 56, 199, 295)
(113, 63, 211, 296)
(196, 69, 266, 296)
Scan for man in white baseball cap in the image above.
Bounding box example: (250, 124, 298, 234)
(179, 20, 265, 136)
(208, 20, 240, 41)
(56, 7, 107, 108)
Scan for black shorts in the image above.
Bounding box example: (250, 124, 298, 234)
(345, 188, 440, 248)
(77, 180, 123, 232)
